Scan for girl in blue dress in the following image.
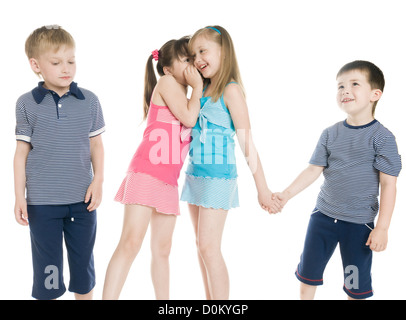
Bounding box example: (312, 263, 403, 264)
(180, 25, 282, 299)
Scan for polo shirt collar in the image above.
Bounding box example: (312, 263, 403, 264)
(31, 81, 85, 104)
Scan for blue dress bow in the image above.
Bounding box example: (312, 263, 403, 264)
(198, 97, 233, 143)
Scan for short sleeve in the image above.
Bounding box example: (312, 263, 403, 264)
(15, 98, 32, 143)
(89, 94, 106, 138)
(373, 134, 402, 177)
(309, 129, 329, 167)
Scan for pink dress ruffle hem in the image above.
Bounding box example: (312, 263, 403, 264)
(114, 171, 180, 215)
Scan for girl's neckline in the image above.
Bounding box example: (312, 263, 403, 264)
(202, 81, 238, 98)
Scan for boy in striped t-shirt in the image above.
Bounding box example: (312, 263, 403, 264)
(13, 26, 105, 300)
(274, 60, 401, 299)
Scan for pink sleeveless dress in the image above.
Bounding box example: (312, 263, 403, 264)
(115, 102, 191, 215)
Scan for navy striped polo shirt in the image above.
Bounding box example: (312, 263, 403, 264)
(15, 81, 106, 205)
(310, 119, 402, 224)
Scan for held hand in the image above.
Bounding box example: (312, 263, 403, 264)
(365, 227, 388, 252)
(184, 65, 203, 89)
(267, 196, 284, 214)
(14, 198, 29, 226)
(272, 191, 289, 208)
(258, 189, 283, 214)
(85, 180, 103, 212)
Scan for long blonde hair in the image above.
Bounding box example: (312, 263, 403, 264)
(190, 25, 245, 102)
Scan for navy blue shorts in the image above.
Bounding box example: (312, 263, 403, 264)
(295, 210, 374, 299)
(28, 202, 96, 300)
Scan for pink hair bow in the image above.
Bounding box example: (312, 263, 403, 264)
(152, 49, 159, 61)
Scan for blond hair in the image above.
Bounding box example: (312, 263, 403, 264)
(25, 25, 75, 76)
(190, 25, 245, 102)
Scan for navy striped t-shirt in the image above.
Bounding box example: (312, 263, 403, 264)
(15, 82, 106, 205)
(310, 119, 402, 224)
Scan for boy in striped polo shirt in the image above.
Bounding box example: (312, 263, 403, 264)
(13, 25, 105, 300)
(274, 60, 401, 299)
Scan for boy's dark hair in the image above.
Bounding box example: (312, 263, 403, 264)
(337, 60, 385, 115)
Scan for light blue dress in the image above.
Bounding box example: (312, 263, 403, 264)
(180, 85, 239, 210)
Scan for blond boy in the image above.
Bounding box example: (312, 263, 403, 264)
(14, 25, 105, 300)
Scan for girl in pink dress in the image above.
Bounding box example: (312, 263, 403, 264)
(103, 36, 203, 299)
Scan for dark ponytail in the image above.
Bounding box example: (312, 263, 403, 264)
(143, 36, 190, 120)
(143, 54, 158, 120)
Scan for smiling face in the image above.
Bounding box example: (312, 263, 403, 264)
(336, 70, 382, 124)
(190, 35, 222, 81)
(30, 45, 76, 96)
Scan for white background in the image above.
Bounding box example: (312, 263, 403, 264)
(0, 0, 405, 300)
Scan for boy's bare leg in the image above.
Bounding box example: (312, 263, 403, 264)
(300, 283, 317, 300)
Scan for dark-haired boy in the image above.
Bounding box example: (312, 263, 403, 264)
(274, 60, 401, 299)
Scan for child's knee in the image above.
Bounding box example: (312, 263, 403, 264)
(151, 240, 172, 259)
(197, 239, 221, 261)
(118, 235, 144, 258)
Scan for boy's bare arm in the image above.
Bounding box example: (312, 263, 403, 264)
(14, 141, 31, 225)
(366, 172, 397, 252)
(274, 164, 324, 207)
(85, 135, 104, 211)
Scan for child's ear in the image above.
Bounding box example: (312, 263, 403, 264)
(371, 89, 383, 102)
(29, 58, 41, 74)
(163, 66, 172, 75)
